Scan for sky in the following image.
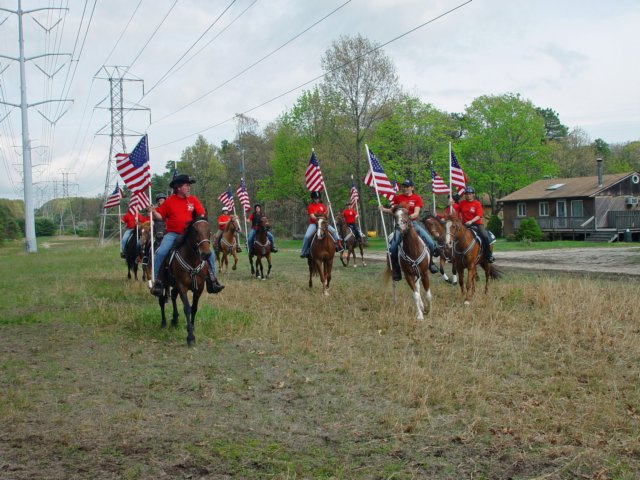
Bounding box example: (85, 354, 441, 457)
(0, 0, 639, 204)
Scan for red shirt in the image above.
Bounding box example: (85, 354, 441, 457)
(121, 212, 144, 229)
(155, 194, 206, 234)
(217, 214, 231, 231)
(307, 202, 327, 224)
(392, 193, 423, 216)
(458, 199, 483, 225)
(443, 203, 460, 217)
(343, 208, 357, 224)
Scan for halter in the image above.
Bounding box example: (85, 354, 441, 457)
(192, 219, 211, 250)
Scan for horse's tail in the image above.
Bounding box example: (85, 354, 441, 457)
(489, 263, 502, 280)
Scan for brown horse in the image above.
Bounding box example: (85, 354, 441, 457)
(422, 214, 457, 285)
(336, 216, 366, 268)
(308, 215, 335, 296)
(153, 216, 213, 346)
(390, 207, 432, 320)
(444, 214, 501, 305)
(249, 215, 273, 280)
(214, 215, 240, 273)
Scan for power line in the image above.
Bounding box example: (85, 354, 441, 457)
(152, 0, 352, 125)
(153, 0, 473, 148)
(102, 0, 144, 66)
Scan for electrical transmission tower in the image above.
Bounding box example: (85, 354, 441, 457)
(58, 170, 77, 235)
(0, 1, 72, 253)
(95, 66, 148, 245)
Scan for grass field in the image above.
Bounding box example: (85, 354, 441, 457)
(1, 237, 639, 479)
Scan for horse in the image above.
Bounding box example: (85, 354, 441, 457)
(388, 207, 432, 320)
(308, 215, 335, 296)
(214, 214, 240, 273)
(138, 221, 163, 283)
(444, 214, 501, 306)
(336, 216, 366, 268)
(422, 214, 457, 285)
(249, 215, 273, 280)
(154, 215, 213, 346)
(123, 227, 140, 281)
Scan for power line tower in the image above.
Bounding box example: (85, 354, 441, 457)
(95, 66, 148, 245)
(58, 169, 77, 235)
(0, 1, 72, 253)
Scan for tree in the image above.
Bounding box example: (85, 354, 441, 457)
(460, 93, 555, 213)
(178, 135, 225, 213)
(536, 107, 568, 141)
(549, 128, 596, 177)
(320, 34, 401, 229)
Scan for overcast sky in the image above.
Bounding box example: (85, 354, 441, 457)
(0, 0, 638, 203)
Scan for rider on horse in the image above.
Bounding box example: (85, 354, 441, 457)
(380, 179, 439, 281)
(342, 201, 363, 241)
(213, 206, 241, 253)
(149, 174, 224, 296)
(300, 191, 343, 258)
(120, 209, 148, 258)
(457, 186, 494, 263)
(248, 204, 277, 253)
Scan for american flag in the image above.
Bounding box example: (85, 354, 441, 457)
(236, 178, 251, 213)
(128, 191, 150, 215)
(364, 149, 396, 201)
(391, 176, 400, 194)
(450, 149, 466, 190)
(431, 168, 450, 194)
(116, 135, 151, 194)
(349, 179, 359, 207)
(103, 183, 123, 209)
(218, 187, 234, 210)
(304, 151, 325, 192)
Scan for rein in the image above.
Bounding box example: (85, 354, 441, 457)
(399, 234, 428, 280)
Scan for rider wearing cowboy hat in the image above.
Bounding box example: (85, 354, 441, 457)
(457, 185, 494, 263)
(380, 179, 439, 280)
(149, 174, 224, 296)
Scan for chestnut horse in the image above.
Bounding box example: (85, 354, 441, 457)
(153, 216, 213, 346)
(308, 216, 335, 296)
(390, 207, 432, 320)
(249, 215, 272, 280)
(214, 215, 240, 273)
(336, 216, 366, 268)
(444, 214, 501, 305)
(422, 214, 457, 285)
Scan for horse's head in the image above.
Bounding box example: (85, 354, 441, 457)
(423, 215, 445, 242)
(259, 215, 271, 231)
(393, 207, 412, 234)
(227, 215, 241, 233)
(187, 216, 212, 261)
(316, 215, 328, 239)
(138, 221, 152, 246)
(443, 214, 462, 249)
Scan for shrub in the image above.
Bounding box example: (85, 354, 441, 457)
(35, 218, 57, 236)
(486, 215, 503, 238)
(0, 205, 21, 245)
(515, 217, 543, 242)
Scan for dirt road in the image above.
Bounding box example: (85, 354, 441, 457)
(361, 246, 640, 276)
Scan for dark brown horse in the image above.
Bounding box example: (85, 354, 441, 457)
(444, 214, 501, 305)
(154, 216, 213, 346)
(123, 227, 140, 280)
(336, 216, 366, 268)
(249, 215, 272, 280)
(214, 215, 240, 273)
(390, 207, 432, 320)
(422, 214, 457, 285)
(308, 215, 335, 296)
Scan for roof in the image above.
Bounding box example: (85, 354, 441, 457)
(498, 172, 638, 202)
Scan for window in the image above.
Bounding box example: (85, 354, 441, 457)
(571, 200, 583, 218)
(546, 183, 565, 190)
(539, 201, 549, 217)
(517, 202, 526, 217)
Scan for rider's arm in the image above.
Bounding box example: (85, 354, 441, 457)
(410, 206, 421, 221)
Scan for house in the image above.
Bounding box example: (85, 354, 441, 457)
(498, 163, 640, 241)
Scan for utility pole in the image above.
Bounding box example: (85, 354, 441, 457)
(0, 1, 71, 253)
(95, 66, 149, 245)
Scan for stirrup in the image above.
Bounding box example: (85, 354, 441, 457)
(150, 281, 164, 297)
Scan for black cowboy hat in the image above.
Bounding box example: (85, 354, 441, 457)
(401, 179, 414, 187)
(169, 174, 196, 189)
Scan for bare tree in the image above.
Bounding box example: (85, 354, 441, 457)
(320, 34, 400, 229)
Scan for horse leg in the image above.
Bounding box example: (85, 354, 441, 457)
(171, 287, 179, 327)
(483, 262, 490, 294)
(232, 252, 237, 271)
(191, 290, 200, 327)
(464, 265, 474, 305)
(324, 258, 333, 296)
(249, 254, 255, 275)
(159, 294, 167, 328)
(308, 258, 313, 288)
(340, 249, 347, 267)
(266, 255, 272, 278)
(360, 243, 366, 267)
(178, 289, 194, 346)
(420, 270, 432, 315)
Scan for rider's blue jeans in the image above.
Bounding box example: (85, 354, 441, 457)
(301, 223, 339, 256)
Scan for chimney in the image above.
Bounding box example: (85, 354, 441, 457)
(597, 157, 603, 188)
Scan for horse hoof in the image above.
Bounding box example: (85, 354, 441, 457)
(464, 301, 470, 307)
(187, 338, 196, 347)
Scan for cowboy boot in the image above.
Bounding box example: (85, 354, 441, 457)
(390, 254, 402, 281)
(336, 239, 344, 252)
(150, 279, 164, 297)
(206, 270, 225, 294)
(270, 244, 278, 253)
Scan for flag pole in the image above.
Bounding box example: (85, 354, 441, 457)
(448, 142, 453, 204)
(118, 202, 122, 245)
(313, 148, 338, 232)
(430, 161, 437, 215)
(146, 134, 155, 286)
(351, 174, 363, 235)
(364, 144, 390, 250)
(229, 183, 241, 248)
(240, 178, 249, 250)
